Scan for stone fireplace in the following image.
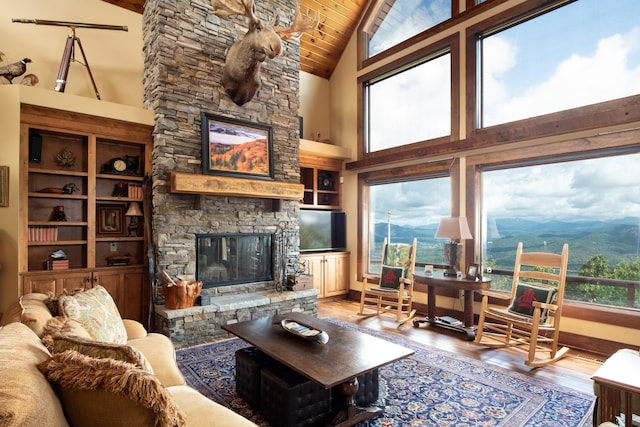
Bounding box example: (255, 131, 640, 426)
(142, 0, 316, 345)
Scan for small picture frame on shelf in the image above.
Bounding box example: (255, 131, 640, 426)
(466, 264, 479, 281)
(97, 204, 124, 235)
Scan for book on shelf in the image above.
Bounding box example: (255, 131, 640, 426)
(45, 259, 69, 270)
(438, 316, 463, 326)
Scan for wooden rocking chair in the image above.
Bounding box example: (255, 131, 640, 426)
(358, 238, 417, 326)
(475, 242, 570, 368)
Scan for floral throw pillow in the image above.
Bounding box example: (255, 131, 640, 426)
(59, 285, 128, 344)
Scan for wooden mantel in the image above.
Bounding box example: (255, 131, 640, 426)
(168, 172, 304, 200)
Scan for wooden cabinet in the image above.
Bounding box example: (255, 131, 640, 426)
(300, 252, 349, 298)
(300, 153, 342, 209)
(21, 267, 145, 321)
(18, 105, 152, 322)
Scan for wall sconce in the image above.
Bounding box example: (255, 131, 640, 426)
(435, 217, 473, 276)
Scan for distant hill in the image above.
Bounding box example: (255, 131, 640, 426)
(374, 217, 640, 273)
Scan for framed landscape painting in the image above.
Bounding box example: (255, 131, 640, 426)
(201, 112, 273, 180)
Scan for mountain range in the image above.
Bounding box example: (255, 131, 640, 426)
(374, 217, 640, 272)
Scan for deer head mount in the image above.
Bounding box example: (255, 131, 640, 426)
(211, 0, 319, 106)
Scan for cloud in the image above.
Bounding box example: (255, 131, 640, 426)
(483, 28, 640, 126)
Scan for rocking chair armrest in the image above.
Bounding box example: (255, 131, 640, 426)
(532, 301, 558, 311)
(362, 273, 379, 282)
(477, 289, 510, 301)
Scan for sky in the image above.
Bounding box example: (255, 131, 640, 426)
(369, 0, 640, 228)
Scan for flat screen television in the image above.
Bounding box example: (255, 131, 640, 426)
(299, 210, 346, 252)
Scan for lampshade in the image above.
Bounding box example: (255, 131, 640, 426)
(125, 202, 143, 217)
(434, 217, 473, 240)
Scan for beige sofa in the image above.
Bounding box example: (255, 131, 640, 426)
(0, 288, 257, 427)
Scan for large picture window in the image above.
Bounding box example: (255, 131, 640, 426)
(364, 0, 451, 59)
(367, 177, 450, 274)
(479, 0, 640, 127)
(365, 52, 451, 153)
(481, 151, 640, 309)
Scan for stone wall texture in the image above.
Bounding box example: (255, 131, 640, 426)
(142, 0, 302, 285)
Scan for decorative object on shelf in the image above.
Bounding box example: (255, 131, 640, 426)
(37, 183, 79, 194)
(101, 156, 140, 175)
(0, 165, 8, 207)
(48, 249, 70, 269)
(0, 57, 31, 84)
(50, 249, 68, 259)
(55, 146, 75, 168)
(125, 202, 143, 237)
(298, 116, 303, 138)
(280, 319, 329, 344)
(19, 73, 38, 86)
(201, 112, 274, 180)
(112, 182, 127, 197)
(210, 0, 319, 106)
(317, 172, 334, 190)
(435, 216, 473, 276)
(97, 204, 124, 235)
(50, 205, 67, 221)
(106, 255, 131, 266)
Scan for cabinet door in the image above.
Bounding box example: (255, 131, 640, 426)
(300, 254, 325, 295)
(323, 253, 349, 297)
(22, 271, 90, 295)
(93, 268, 145, 322)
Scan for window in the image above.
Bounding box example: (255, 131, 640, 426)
(481, 151, 640, 309)
(365, 0, 451, 59)
(479, 0, 640, 127)
(365, 52, 451, 153)
(367, 177, 450, 274)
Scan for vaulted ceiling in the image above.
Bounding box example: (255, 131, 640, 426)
(100, 0, 368, 79)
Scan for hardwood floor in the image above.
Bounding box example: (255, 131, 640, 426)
(317, 297, 603, 397)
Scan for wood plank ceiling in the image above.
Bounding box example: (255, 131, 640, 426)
(100, 0, 368, 79)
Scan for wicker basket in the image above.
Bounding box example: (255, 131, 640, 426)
(163, 280, 202, 309)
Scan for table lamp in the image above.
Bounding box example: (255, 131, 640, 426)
(125, 202, 143, 237)
(435, 217, 473, 276)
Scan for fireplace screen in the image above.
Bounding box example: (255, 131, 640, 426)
(195, 233, 273, 287)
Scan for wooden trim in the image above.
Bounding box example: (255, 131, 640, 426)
(167, 172, 304, 200)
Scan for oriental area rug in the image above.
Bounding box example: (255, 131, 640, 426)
(176, 318, 595, 427)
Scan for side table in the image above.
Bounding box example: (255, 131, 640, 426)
(413, 271, 491, 341)
(592, 348, 640, 427)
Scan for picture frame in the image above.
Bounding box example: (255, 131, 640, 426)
(466, 264, 479, 281)
(0, 166, 8, 207)
(97, 204, 124, 235)
(201, 112, 273, 180)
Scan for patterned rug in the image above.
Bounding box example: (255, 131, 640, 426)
(176, 318, 595, 426)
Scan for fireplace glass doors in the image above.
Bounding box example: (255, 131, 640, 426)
(196, 233, 273, 287)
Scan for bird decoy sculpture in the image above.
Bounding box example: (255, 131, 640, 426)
(20, 73, 39, 86)
(0, 58, 32, 84)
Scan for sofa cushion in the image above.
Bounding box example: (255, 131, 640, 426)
(42, 316, 92, 340)
(128, 333, 186, 387)
(0, 322, 69, 427)
(168, 385, 258, 427)
(59, 285, 128, 344)
(20, 293, 54, 338)
(43, 334, 153, 373)
(39, 350, 186, 427)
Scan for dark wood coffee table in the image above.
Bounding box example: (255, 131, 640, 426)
(222, 312, 414, 427)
